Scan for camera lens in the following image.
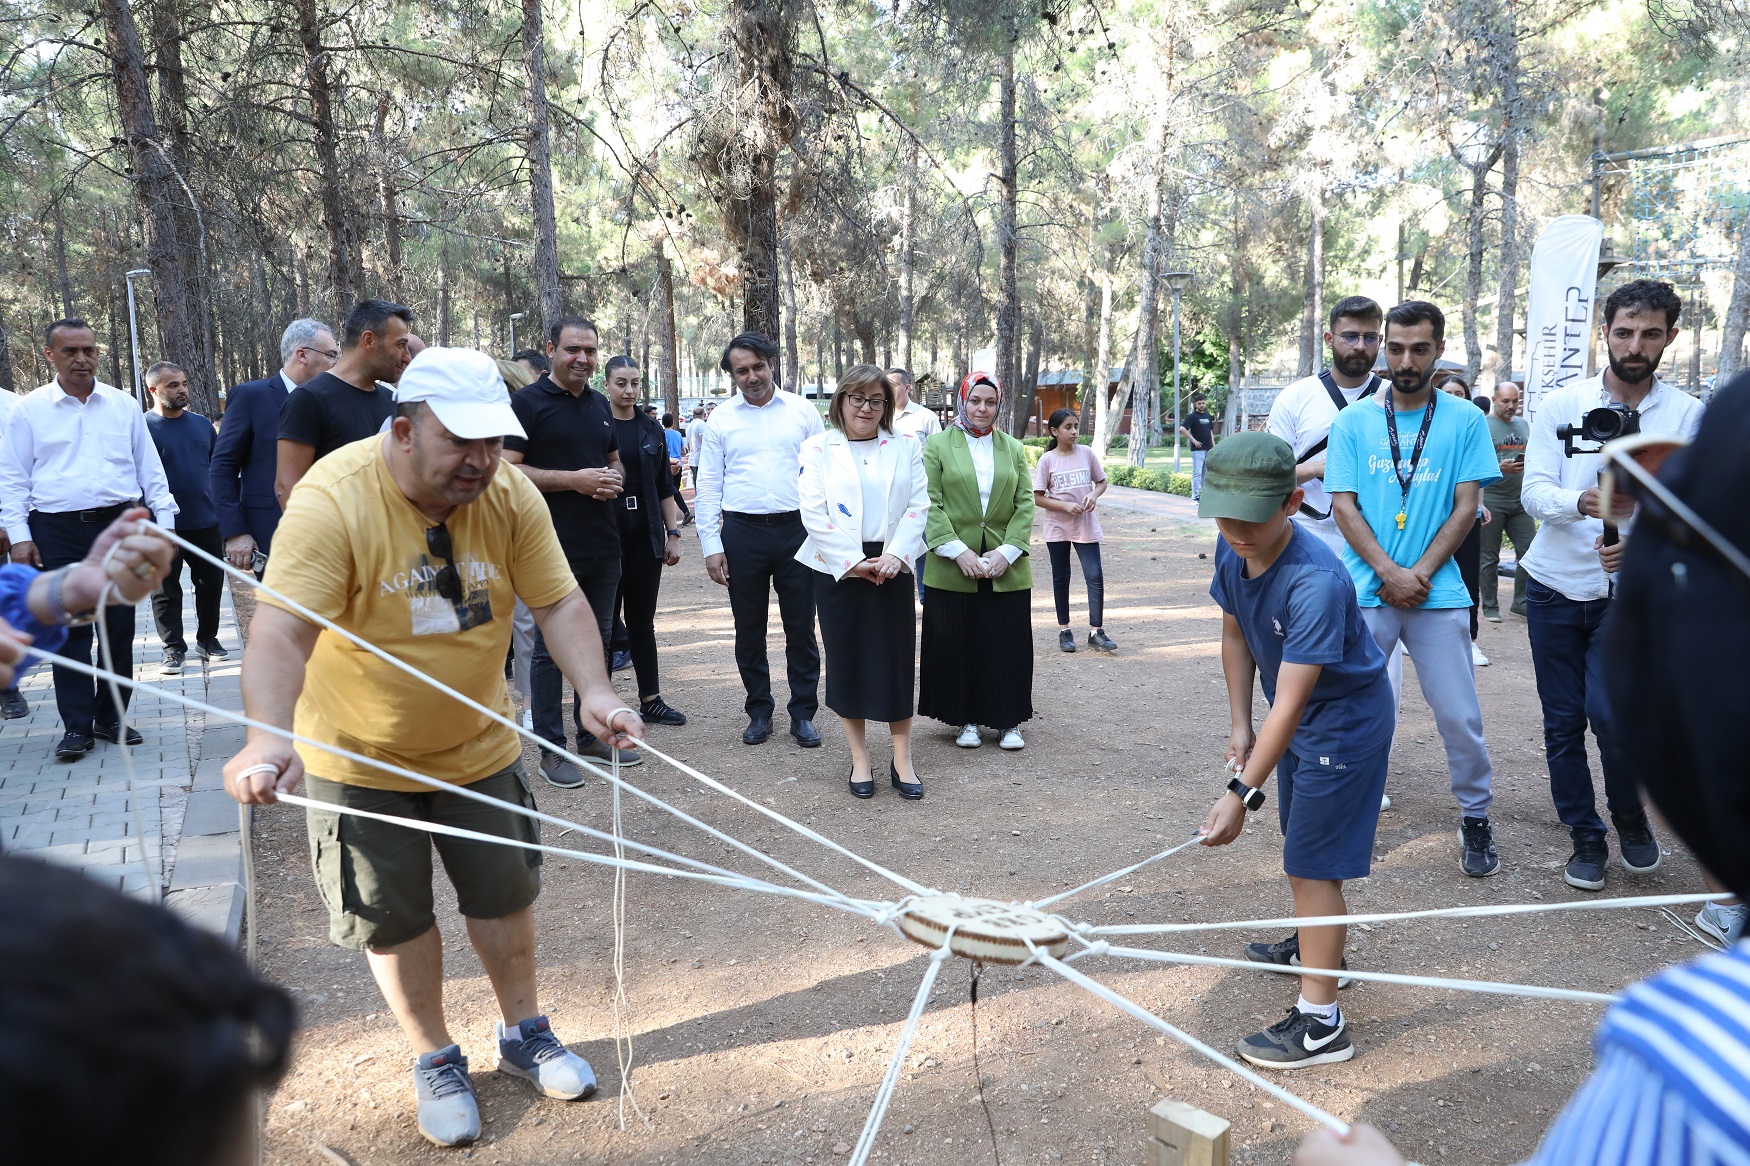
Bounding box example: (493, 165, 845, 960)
(1586, 407, 1625, 441)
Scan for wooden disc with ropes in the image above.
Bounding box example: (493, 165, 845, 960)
(897, 895, 1071, 965)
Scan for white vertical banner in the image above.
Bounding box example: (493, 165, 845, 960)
(1522, 214, 1605, 423)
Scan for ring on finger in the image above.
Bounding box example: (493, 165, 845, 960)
(132, 561, 154, 578)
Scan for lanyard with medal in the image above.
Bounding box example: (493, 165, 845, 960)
(1384, 389, 1436, 530)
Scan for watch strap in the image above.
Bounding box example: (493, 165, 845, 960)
(1226, 776, 1265, 811)
(51, 566, 99, 627)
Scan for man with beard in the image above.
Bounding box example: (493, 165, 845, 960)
(276, 300, 415, 505)
(1327, 301, 1504, 878)
(144, 362, 226, 674)
(1267, 296, 1387, 558)
(1519, 279, 1702, 893)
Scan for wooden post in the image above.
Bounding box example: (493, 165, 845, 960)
(1148, 1099, 1230, 1166)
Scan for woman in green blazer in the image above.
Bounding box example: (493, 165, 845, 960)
(918, 373, 1036, 750)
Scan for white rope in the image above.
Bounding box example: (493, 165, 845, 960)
(92, 577, 160, 904)
(1073, 943, 1621, 1004)
(1034, 947, 1349, 1134)
(146, 522, 928, 898)
(605, 715, 651, 1131)
(848, 942, 954, 1166)
(1084, 891, 1730, 936)
(16, 645, 886, 924)
(1028, 834, 1203, 910)
(269, 791, 883, 917)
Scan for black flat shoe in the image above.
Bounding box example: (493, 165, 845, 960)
(92, 723, 143, 746)
(849, 766, 875, 800)
(743, 715, 773, 745)
(890, 762, 924, 800)
(791, 718, 822, 748)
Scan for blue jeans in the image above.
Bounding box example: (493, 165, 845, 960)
(530, 556, 621, 752)
(1191, 449, 1207, 499)
(1524, 574, 1641, 834)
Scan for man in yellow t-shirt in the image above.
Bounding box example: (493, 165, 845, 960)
(222, 348, 643, 1149)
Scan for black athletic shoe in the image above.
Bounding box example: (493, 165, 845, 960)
(1565, 830, 1608, 891)
(0, 687, 28, 719)
(1242, 933, 1354, 989)
(1058, 629, 1077, 653)
(1614, 813, 1662, 875)
(639, 697, 687, 726)
(54, 732, 93, 761)
(1088, 629, 1117, 653)
(92, 723, 144, 746)
(161, 648, 185, 676)
(1459, 816, 1501, 877)
(1236, 1008, 1353, 1069)
(194, 638, 228, 660)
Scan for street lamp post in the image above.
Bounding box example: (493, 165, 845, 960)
(1163, 271, 1195, 474)
(124, 268, 152, 400)
(509, 311, 526, 356)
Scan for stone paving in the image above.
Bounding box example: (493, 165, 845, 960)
(0, 580, 248, 939)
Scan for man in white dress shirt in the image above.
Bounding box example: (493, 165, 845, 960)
(0, 384, 27, 720)
(1266, 295, 1387, 559)
(887, 367, 941, 441)
(1520, 279, 1704, 894)
(695, 332, 825, 747)
(0, 319, 178, 760)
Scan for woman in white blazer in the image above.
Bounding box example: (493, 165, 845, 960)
(795, 364, 930, 801)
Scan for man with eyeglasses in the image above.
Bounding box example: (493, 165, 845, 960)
(223, 347, 640, 1149)
(211, 318, 335, 573)
(695, 331, 824, 747)
(1267, 296, 1388, 558)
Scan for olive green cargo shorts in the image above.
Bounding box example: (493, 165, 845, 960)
(302, 762, 543, 950)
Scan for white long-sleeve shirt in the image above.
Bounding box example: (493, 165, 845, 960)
(693, 388, 823, 557)
(1520, 374, 1703, 601)
(891, 399, 941, 441)
(0, 379, 178, 543)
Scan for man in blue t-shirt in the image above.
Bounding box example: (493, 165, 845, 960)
(144, 362, 227, 675)
(1326, 300, 1502, 879)
(1197, 432, 1394, 1072)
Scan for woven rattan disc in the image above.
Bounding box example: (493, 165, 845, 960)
(897, 895, 1070, 965)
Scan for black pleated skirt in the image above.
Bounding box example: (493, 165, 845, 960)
(917, 581, 1034, 730)
(815, 543, 916, 723)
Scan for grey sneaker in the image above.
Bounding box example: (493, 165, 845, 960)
(540, 754, 586, 789)
(496, 1015, 597, 1100)
(1088, 629, 1117, 653)
(576, 735, 642, 766)
(1696, 902, 1749, 946)
(414, 1044, 480, 1147)
(161, 648, 185, 676)
(1564, 830, 1608, 891)
(1241, 932, 1353, 989)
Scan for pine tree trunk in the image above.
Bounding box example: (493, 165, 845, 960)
(437, 252, 452, 346)
(52, 199, 73, 317)
(1717, 211, 1750, 380)
(1491, 135, 1521, 386)
(994, 32, 1021, 424)
(781, 226, 800, 389)
(1012, 314, 1042, 437)
(1459, 145, 1502, 386)
(294, 0, 359, 311)
(521, 0, 563, 336)
(897, 136, 918, 373)
(657, 242, 681, 421)
(1298, 192, 1324, 377)
(0, 316, 14, 393)
(97, 0, 208, 410)
(728, 0, 790, 340)
(373, 95, 405, 301)
(1089, 266, 1115, 457)
(1225, 189, 1247, 435)
(1122, 106, 1171, 469)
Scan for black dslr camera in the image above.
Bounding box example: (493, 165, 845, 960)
(1558, 403, 1640, 457)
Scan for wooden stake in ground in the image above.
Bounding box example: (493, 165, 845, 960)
(1148, 1099, 1230, 1166)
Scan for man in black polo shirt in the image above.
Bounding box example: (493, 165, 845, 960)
(505, 316, 632, 784)
(276, 299, 413, 507)
(1177, 393, 1216, 501)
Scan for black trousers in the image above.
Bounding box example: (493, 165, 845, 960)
(673, 470, 691, 519)
(29, 505, 137, 733)
(1455, 514, 1482, 640)
(614, 529, 666, 700)
(530, 555, 621, 751)
(151, 525, 225, 652)
(722, 512, 819, 721)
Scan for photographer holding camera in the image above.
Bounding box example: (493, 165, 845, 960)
(1520, 279, 1703, 894)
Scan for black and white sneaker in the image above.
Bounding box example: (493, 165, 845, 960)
(1242, 933, 1353, 989)
(1459, 816, 1501, 877)
(1614, 813, 1662, 875)
(1236, 1007, 1353, 1069)
(1564, 829, 1608, 891)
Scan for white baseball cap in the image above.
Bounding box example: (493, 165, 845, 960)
(393, 347, 527, 440)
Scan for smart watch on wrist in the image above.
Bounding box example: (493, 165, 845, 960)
(1226, 776, 1266, 812)
(665, 528, 681, 539)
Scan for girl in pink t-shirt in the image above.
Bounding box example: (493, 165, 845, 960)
(1032, 410, 1116, 653)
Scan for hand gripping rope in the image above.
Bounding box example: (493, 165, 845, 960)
(45, 520, 1729, 1163)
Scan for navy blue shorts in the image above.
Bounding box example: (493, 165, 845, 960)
(1276, 744, 1389, 881)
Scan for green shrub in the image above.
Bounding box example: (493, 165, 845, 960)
(1024, 443, 1044, 469)
(1106, 464, 1134, 487)
(1021, 435, 1051, 449)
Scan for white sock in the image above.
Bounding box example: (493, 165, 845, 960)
(1296, 996, 1339, 1024)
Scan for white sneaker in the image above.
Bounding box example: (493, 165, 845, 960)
(1380, 793, 1392, 811)
(956, 724, 982, 748)
(998, 729, 1025, 751)
(1471, 643, 1490, 667)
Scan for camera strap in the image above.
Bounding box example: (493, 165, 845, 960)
(1295, 370, 1383, 520)
(1385, 389, 1437, 531)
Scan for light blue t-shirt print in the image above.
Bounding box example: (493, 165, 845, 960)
(1324, 394, 1501, 609)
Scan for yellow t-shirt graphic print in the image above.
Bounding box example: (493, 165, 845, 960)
(261, 436, 575, 790)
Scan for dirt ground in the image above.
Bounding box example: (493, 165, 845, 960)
(250, 503, 1708, 1166)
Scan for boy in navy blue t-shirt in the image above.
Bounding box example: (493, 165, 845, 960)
(1197, 432, 1395, 1069)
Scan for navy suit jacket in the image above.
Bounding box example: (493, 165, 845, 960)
(210, 372, 289, 551)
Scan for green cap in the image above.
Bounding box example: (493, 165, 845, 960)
(1197, 432, 1297, 523)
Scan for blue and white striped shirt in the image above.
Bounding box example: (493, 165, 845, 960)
(1529, 943, 1750, 1165)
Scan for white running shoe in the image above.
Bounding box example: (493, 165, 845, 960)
(956, 724, 982, 748)
(999, 729, 1025, 751)
(1472, 642, 1490, 667)
(1380, 793, 1392, 811)
(1696, 902, 1749, 946)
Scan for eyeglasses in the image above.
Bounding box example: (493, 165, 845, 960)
(425, 523, 464, 602)
(845, 394, 885, 412)
(301, 346, 340, 361)
(1336, 331, 1382, 347)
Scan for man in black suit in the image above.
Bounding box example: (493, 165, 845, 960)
(211, 318, 335, 571)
